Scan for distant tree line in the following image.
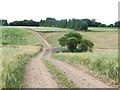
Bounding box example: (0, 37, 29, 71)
(39, 18, 88, 31)
(39, 18, 120, 30)
(1, 18, 120, 29)
(114, 21, 120, 27)
(9, 20, 39, 26)
(0, 19, 8, 26)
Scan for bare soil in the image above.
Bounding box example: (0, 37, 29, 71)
(23, 32, 58, 88)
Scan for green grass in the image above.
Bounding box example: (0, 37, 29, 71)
(42, 58, 77, 88)
(0, 48, 2, 89)
(32, 27, 74, 32)
(0, 27, 2, 89)
(2, 28, 41, 46)
(53, 52, 118, 84)
(1, 27, 42, 88)
(88, 27, 118, 32)
(40, 32, 67, 48)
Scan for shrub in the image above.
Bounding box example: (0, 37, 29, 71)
(78, 39, 94, 52)
(58, 32, 94, 52)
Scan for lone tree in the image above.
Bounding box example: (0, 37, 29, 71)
(59, 32, 94, 52)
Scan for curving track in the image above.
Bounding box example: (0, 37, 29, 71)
(23, 30, 110, 88)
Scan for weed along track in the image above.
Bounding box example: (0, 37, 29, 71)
(26, 29, 110, 88)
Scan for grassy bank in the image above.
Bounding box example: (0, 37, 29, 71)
(2, 46, 41, 88)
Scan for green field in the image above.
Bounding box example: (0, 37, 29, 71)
(2, 28, 41, 46)
(32, 27, 74, 32)
(88, 27, 118, 32)
(1, 27, 41, 88)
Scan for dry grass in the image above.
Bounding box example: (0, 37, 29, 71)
(39, 31, 118, 50)
(40, 32, 67, 48)
(2, 46, 41, 88)
(79, 31, 118, 49)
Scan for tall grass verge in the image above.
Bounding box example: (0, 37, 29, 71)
(2, 46, 41, 88)
(53, 52, 118, 84)
(1, 27, 42, 88)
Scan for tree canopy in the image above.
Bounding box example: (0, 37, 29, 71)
(59, 32, 94, 52)
(0, 19, 8, 26)
(115, 21, 120, 27)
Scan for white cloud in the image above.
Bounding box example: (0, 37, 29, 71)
(0, 0, 119, 24)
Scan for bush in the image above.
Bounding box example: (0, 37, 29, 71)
(67, 37, 78, 52)
(58, 32, 94, 52)
(78, 39, 94, 52)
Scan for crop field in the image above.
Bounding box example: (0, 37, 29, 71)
(1, 28, 41, 88)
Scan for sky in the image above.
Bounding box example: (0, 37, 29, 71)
(0, 0, 119, 25)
